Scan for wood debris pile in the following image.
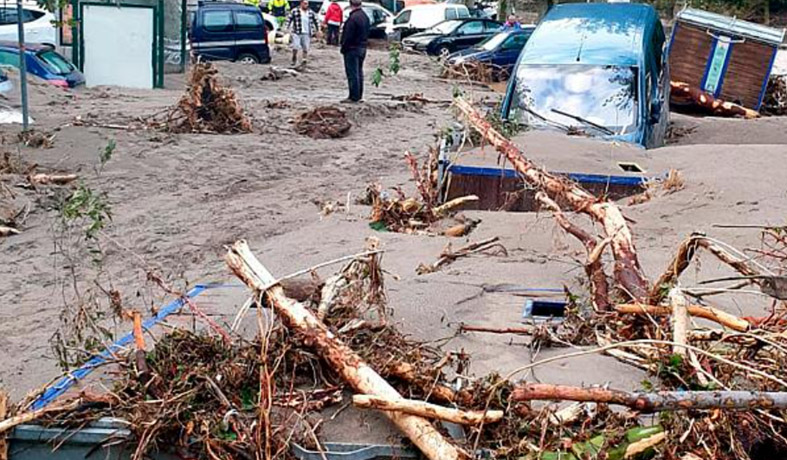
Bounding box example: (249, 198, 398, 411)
(164, 62, 252, 134)
(293, 106, 351, 139)
(763, 74, 787, 116)
(367, 151, 479, 234)
(441, 60, 508, 83)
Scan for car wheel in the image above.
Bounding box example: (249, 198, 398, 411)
(237, 53, 260, 64)
(437, 46, 451, 60)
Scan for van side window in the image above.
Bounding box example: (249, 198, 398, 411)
(394, 10, 410, 25)
(204, 10, 233, 32)
(235, 11, 262, 31)
(446, 8, 458, 20)
(457, 7, 469, 18)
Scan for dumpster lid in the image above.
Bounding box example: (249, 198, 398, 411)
(676, 7, 786, 46)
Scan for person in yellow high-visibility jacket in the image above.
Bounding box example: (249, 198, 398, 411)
(268, 0, 290, 29)
(244, 0, 261, 7)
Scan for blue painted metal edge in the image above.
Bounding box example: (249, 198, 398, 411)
(30, 284, 223, 410)
(447, 164, 651, 187)
(699, 36, 718, 91)
(756, 46, 779, 111)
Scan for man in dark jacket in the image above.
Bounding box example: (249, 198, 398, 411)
(340, 0, 370, 103)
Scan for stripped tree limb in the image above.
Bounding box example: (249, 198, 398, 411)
(385, 361, 458, 404)
(0, 398, 82, 435)
(697, 238, 762, 279)
(537, 191, 610, 311)
(648, 235, 701, 304)
(615, 303, 750, 332)
(460, 324, 535, 335)
(454, 97, 648, 300)
(352, 395, 503, 425)
(27, 173, 78, 186)
(671, 81, 760, 119)
(511, 383, 787, 412)
(669, 289, 689, 356)
(417, 237, 505, 274)
(0, 226, 19, 237)
(225, 240, 466, 460)
(433, 195, 479, 217)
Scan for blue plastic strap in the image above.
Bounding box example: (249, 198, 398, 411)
(30, 284, 211, 410)
(756, 46, 779, 110)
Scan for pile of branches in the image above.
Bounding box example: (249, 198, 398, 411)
(164, 62, 252, 134)
(763, 74, 787, 116)
(440, 60, 508, 83)
(367, 150, 478, 234)
(453, 96, 787, 459)
(293, 106, 351, 139)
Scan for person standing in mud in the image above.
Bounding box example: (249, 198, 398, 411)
(288, 0, 319, 66)
(340, 0, 370, 103)
(323, 0, 343, 46)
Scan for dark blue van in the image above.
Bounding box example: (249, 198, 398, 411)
(190, 2, 271, 64)
(501, 3, 669, 148)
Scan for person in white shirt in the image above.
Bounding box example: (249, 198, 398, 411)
(287, 0, 319, 66)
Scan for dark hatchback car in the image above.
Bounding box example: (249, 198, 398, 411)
(402, 18, 502, 57)
(446, 27, 535, 78)
(0, 41, 84, 88)
(190, 2, 271, 64)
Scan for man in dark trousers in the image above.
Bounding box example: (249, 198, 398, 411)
(340, 0, 370, 103)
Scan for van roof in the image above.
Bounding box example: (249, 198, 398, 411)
(520, 3, 658, 67)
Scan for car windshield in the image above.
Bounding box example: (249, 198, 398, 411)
(478, 32, 508, 51)
(37, 49, 74, 75)
(510, 64, 638, 135)
(428, 19, 461, 34)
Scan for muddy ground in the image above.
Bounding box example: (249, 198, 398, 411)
(1, 40, 786, 439)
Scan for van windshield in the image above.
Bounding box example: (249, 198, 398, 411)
(510, 64, 638, 135)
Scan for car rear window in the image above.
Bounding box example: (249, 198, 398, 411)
(37, 49, 73, 75)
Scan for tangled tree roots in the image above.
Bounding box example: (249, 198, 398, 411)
(763, 75, 787, 116)
(440, 60, 507, 83)
(165, 62, 252, 134)
(293, 106, 351, 139)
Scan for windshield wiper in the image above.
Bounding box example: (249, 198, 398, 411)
(518, 103, 571, 132)
(550, 108, 614, 135)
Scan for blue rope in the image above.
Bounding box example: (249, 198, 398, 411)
(30, 284, 212, 410)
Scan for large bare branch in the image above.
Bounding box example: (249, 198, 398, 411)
(454, 97, 648, 300)
(225, 241, 466, 460)
(352, 395, 504, 425)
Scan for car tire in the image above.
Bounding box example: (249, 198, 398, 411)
(237, 53, 260, 64)
(437, 45, 451, 60)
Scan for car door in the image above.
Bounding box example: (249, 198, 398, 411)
(233, 9, 266, 58)
(197, 9, 236, 61)
(453, 20, 485, 51)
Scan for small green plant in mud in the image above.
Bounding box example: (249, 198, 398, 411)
(371, 67, 384, 87)
(96, 138, 116, 174)
(372, 43, 403, 87)
(61, 182, 112, 240)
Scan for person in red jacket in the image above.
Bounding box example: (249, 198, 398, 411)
(323, 0, 343, 46)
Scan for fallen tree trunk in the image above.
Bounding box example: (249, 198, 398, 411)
(460, 324, 534, 335)
(353, 395, 503, 425)
(615, 303, 750, 332)
(671, 81, 760, 119)
(225, 240, 466, 460)
(512, 383, 787, 412)
(537, 191, 610, 311)
(454, 97, 648, 301)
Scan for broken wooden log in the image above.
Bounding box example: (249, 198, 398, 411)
(352, 395, 503, 425)
(615, 303, 750, 332)
(669, 289, 689, 356)
(384, 361, 458, 404)
(27, 173, 78, 186)
(0, 398, 82, 435)
(537, 191, 610, 311)
(433, 195, 479, 216)
(511, 383, 787, 412)
(0, 226, 19, 237)
(225, 240, 466, 460)
(671, 81, 760, 119)
(455, 97, 649, 301)
(648, 235, 701, 304)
